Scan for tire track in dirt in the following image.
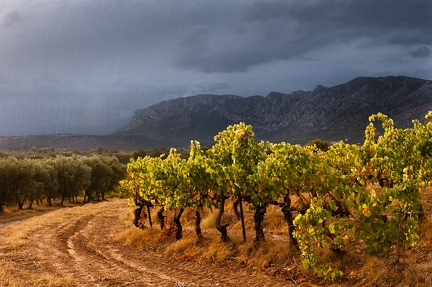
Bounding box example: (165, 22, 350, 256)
(15, 200, 295, 286)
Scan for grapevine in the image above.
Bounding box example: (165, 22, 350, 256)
(122, 112, 432, 281)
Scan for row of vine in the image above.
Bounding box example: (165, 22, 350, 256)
(123, 112, 432, 280)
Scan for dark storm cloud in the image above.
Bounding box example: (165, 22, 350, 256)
(3, 0, 431, 77)
(192, 82, 230, 93)
(1, 9, 23, 27)
(175, 0, 432, 73)
(3, 1, 172, 71)
(410, 47, 431, 58)
(252, 0, 432, 26)
(0, 0, 431, 136)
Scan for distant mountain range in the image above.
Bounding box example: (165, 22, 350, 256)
(1, 76, 431, 151)
(115, 76, 432, 146)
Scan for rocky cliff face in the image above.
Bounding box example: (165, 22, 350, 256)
(116, 76, 432, 146)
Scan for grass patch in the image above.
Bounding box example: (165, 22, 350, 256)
(118, 191, 432, 287)
(121, 204, 296, 274)
(237, 240, 292, 268)
(0, 199, 128, 287)
(0, 256, 74, 287)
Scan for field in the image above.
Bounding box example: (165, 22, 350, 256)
(1, 192, 432, 287)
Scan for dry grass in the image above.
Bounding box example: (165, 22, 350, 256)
(200, 209, 218, 228)
(3, 193, 432, 286)
(1, 212, 64, 248)
(116, 191, 432, 287)
(121, 203, 297, 274)
(0, 202, 100, 248)
(349, 256, 423, 287)
(0, 199, 124, 287)
(0, 260, 73, 287)
(0, 197, 90, 223)
(237, 240, 292, 268)
(116, 224, 160, 249)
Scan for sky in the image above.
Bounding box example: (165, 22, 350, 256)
(0, 0, 431, 136)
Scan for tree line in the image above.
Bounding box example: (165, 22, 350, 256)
(0, 154, 126, 211)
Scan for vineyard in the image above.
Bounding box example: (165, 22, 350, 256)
(124, 112, 432, 282)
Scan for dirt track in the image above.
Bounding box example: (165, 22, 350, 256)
(0, 199, 294, 286)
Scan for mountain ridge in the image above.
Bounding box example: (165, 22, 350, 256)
(0, 76, 431, 151)
(115, 76, 432, 146)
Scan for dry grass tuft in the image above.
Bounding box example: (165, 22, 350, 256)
(200, 240, 237, 260)
(0, 260, 73, 287)
(1, 211, 70, 248)
(237, 240, 292, 268)
(116, 225, 159, 249)
(163, 228, 294, 269)
(232, 213, 254, 230)
(115, 193, 432, 286)
(354, 257, 406, 287)
(200, 209, 218, 228)
(263, 206, 286, 231)
(165, 236, 202, 255)
(419, 214, 432, 245)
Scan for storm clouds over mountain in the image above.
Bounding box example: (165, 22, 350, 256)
(0, 1, 431, 136)
(1, 76, 431, 150)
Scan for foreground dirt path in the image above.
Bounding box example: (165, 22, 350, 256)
(0, 199, 294, 287)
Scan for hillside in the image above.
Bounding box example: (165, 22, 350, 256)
(0, 134, 156, 151)
(0, 76, 431, 151)
(116, 76, 432, 146)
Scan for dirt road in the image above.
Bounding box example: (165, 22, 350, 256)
(0, 199, 294, 287)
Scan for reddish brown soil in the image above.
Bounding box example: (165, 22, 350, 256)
(0, 199, 295, 287)
(3, 193, 432, 287)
